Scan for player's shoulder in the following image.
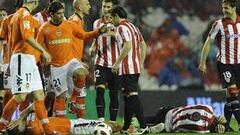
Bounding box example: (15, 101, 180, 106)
(39, 21, 51, 30)
(93, 18, 102, 27)
(3, 14, 14, 22)
(68, 14, 79, 21)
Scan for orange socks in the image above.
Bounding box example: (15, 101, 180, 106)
(53, 97, 66, 117)
(2, 91, 12, 108)
(76, 96, 85, 118)
(33, 100, 54, 134)
(1, 98, 19, 123)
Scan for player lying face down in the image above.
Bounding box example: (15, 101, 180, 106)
(144, 104, 228, 134)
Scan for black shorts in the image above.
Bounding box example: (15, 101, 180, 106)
(94, 65, 119, 90)
(0, 72, 3, 89)
(119, 74, 140, 93)
(217, 62, 240, 88)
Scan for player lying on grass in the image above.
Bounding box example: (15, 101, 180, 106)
(5, 103, 121, 135)
(143, 104, 228, 134)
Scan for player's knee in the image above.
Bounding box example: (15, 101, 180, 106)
(227, 87, 239, 97)
(96, 84, 105, 90)
(32, 90, 45, 101)
(57, 91, 67, 98)
(13, 93, 28, 103)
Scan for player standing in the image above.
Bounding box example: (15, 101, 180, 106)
(68, 0, 100, 118)
(89, 0, 119, 122)
(199, 0, 240, 131)
(110, 6, 148, 134)
(0, 8, 8, 116)
(0, 0, 56, 134)
(37, 1, 106, 118)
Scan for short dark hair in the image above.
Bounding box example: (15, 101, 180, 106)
(48, 1, 64, 14)
(0, 8, 6, 12)
(110, 5, 127, 19)
(15, 0, 23, 8)
(223, 0, 240, 14)
(103, 0, 119, 5)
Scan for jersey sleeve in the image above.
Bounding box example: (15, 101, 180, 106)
(72, 21, 99, 40)
(136, 27, 143, 43)
(0, 17, 8, 39)
(208, 20, 221, 40)
(93, 19, 99, 30)
(116, 25, 131, 45)
(36, 25, 45, 46)
(20, 15, 35, 40)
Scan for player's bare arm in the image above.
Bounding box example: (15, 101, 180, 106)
(139, 40, 147, 72)
(112, 41, 131, 74)
(198, 37, 214, 74)
(89, 40, 97, 57)
(26, 38, 52, 64)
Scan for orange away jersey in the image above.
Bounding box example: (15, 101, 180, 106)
(10, 8, 41, 62)
(68, 13, 100, 60)
(0, 14, 13, 64)
(37, 20, 99, 66)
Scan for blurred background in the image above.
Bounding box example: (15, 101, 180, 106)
(0, 0, 226, 117)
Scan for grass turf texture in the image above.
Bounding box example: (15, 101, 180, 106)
(67, 90, 239, 134)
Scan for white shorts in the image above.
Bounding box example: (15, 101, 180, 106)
(10, 53, 43, 94)
(50, 59, 84, 97)
(3, 64, 11, 89)
(70, 118, 102, 134)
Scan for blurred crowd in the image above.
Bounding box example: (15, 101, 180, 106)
(0, 0, 224, 91)
(121, 0, 222, 91)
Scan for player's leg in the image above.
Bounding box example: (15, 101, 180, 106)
(0, 64, 12, 116)
(94, 65, 108, 121)
(231, 64, 240, 130)
(217, 62, 233, 130)
(108, 70, 119, 122)
(0, 94, 27, 131)
(120, 74, 147, 133)
(0, 71, 5, 116)
(0, 54, 30, 132)
(50, 64, 68, 118)
(26, 54, 56, 134)
(0, 90, 6, 116)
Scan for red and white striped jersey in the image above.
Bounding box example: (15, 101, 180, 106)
(209, 17, 240, 64)
(165, 105, 215, 133)
(93, 17, 119, 68)
(115, 20, 143, 75)
(34, 9, 49, 25)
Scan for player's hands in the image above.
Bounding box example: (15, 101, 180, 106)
(7, 119, 21, 130)
(99, 24, 108, 34)
(198, 62, 207, 74)
(112, 63, 119, 74)
(89, 46, 96, 57)
(216, 124, 225, 134)
(42, 50, 52, 65)
(107, 28, 116, 37)
(217, 116, 227, 124)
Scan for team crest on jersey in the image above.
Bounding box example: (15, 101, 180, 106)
(23, 20, 30, 29)
(56, 30, 62, 37)
(25, 83, 30, 89)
